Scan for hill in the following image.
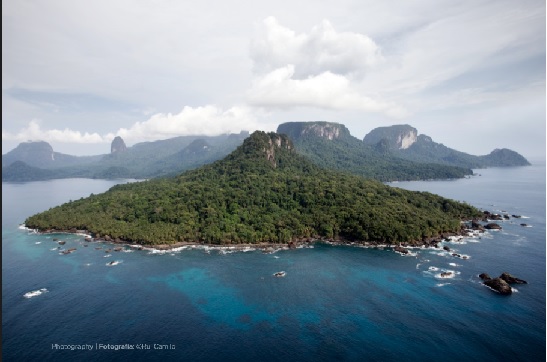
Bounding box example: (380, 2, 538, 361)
(363, 124, 530, 168)
(277, 122, 473, 181)
(2, 132, 249, 181)
(25, 131, 481, 246)
(2, 141, 102, 169)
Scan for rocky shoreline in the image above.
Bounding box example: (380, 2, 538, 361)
(24, 209, 530, 296)
(24, 209, 509, 252)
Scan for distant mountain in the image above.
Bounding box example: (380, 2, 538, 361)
(2, 141, 102, 169)
(4, 122, 528, 183)
(2, 132, 250, 182)
(363, 124, 530, 168)
(111, 136, 127, 154)
(362, 124, 418, 150)
(25, 131, 481, 246)
(1, 161, 58, 181)
(277, 122, 473, 181)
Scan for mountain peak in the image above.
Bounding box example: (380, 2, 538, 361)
(111, 136, 127, 154)
(2, 141, 56, 167)
(237, 131, 294, 168)
(363, 124, 418, 150)
(277, 122, 351, 141)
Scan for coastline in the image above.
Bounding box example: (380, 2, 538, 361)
(21, 220, 486, 253)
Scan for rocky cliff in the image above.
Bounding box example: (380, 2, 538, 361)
(111, 136, 127, 154)
(277, 122, 351, 141)
(363, 124, 418, 150)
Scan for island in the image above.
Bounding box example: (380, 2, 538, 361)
(24, 131, 483, 247)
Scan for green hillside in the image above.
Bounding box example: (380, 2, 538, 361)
(277, 122, 473, 181)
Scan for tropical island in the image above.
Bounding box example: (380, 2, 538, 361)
(25, 131, 483, 247)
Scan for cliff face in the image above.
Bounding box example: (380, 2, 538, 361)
(111, 136, 127, 154)
(277, 122, 351, 141)
(363, 124, 418, 150)
(300, 123, 341, 140)
(398, 131, 418, 149)
(263, 133, 293, 168)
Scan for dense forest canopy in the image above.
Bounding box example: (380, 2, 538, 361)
(25, 131, 482, 245)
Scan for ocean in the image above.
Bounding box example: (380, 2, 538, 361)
(2, 165, 545, 361)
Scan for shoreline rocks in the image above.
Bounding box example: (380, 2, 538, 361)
(24, 208, 509, 252)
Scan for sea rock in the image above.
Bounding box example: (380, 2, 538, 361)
(484, 223, 502, 230)
(483, 277, 512, 295)
(479, 273, 491, 280)
(443, 246, 451, 251)
(512, 215, 521, 218)
(520, 223, 528, 227)
(393, 246, 408, 254)
(489, 214, 503, 221)
(499, 272, 527, 284)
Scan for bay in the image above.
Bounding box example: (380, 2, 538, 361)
(2, 166, 545, 362)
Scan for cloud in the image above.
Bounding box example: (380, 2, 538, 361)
(366, 1, 546, 96)
(108, 105, 271, 143)
(248, 65, 407, 118)
(250, 16, 382, 79)
(2, 120, 105, 144)
(2, 105, 275, 146)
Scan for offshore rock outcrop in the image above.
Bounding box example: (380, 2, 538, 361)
(479, 272, 527, 295)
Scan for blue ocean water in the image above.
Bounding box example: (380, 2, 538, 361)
(2, 166, 545, 362)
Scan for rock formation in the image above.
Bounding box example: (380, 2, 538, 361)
(479, 272, 527, 295)
(363, 124, 418, 150)
(111, 136, 127, 154)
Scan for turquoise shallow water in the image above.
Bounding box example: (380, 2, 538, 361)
(2, 166, 545, 361)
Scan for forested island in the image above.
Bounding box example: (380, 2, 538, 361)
(25, 131, 482, 246)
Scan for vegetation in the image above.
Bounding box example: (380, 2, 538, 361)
(25, 131, 481, 246)
(277, 122, 473, 181)
(362, 124, 531, 168)
(2, 133, 249, 182)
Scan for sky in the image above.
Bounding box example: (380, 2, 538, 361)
(2, 0, 546, 161)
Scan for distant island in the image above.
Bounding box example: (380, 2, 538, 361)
(362, 124, 531, 168)
(3, 122, 530, 182)
(2, 132, 250, 182)
(25, 131, 482, 247)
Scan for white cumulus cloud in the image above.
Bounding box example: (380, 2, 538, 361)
(248, 65, 407, 118)
(106, 105, 274, 143)
(2, 120, 105, 144)
(250, 16, 382, 79)
(3, 106, 275, 147)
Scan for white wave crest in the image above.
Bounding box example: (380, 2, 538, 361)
(24, 288, 48, 298)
